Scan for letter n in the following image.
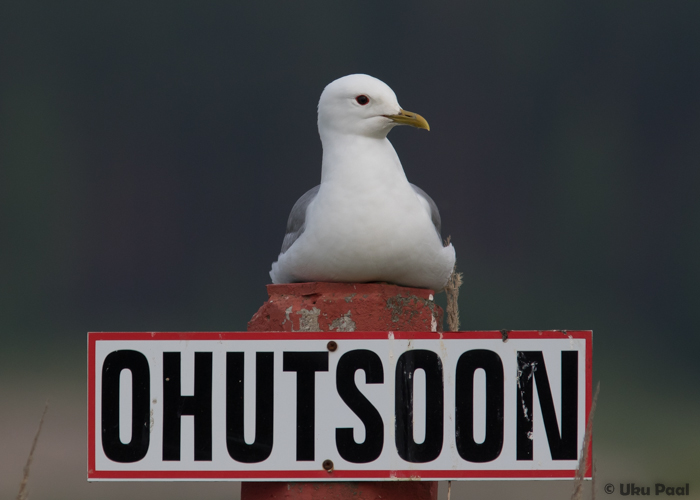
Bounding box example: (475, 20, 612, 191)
(516, 351, 578, 460)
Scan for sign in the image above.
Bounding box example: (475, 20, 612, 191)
(88, 331, 592, 481)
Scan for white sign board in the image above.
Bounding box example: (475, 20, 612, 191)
(88, 331, 592, 481)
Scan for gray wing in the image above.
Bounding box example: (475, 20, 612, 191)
(280, 185, 320, 254)
(410, 183, 442, 237)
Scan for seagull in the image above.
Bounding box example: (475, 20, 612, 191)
(269, 74, 456, 291)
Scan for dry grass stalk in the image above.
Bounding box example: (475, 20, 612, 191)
(444, 264, 463, 332)
(571, 381, 600, 500)
(592, 459, 597, 500)
(17, 402, 49, 500)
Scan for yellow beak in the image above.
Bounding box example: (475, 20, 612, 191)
(383, 109, 430, 131)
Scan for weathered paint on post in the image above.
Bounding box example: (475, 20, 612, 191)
(242, 481, 439, 500)
(247, 282, 443, 333)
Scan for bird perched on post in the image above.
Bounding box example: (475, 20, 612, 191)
(270, 74, 456, 291)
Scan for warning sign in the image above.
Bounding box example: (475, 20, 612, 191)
(88, 331, 592, 481)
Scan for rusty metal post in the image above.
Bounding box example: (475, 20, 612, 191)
(242, 282, 442, 500)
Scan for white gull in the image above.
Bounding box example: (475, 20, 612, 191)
(270, 74, 456, 291)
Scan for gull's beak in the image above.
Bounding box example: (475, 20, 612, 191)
(383, 109, 430, 131)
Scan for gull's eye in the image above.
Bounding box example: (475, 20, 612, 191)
(355, 95, 370, 105)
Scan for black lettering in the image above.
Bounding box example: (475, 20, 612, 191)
(162, 352, 213, 461)
(335, 349, 384, 463)
(226, 352, 274, 463)
(283, 351, 329, 461)
(455, 349, 504, 462)
(516, 351, 578, 460)
(395, 349, 444, 463)
(101, 350, 150, 462)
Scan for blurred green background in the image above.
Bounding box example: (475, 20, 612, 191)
(1, 1, 699, 498)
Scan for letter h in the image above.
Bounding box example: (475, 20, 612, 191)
(163, 352, 213, 461)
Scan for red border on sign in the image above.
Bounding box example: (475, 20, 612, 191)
(87, 330, 593, 481)
(88, 331, 96, 477)
(89, 469, 579, 479)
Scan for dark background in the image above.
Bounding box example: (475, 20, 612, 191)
(1, 1, 699, 498)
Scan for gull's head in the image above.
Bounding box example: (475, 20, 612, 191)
(318, 74, 429, 139)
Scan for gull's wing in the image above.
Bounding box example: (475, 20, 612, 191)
(411, 183, 442, 238)
(280, 185, 320, 254)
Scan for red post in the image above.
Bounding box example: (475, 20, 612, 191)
(243, 282, 442, 500)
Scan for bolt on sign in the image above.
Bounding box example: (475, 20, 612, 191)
(88, 331, 592, 481)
